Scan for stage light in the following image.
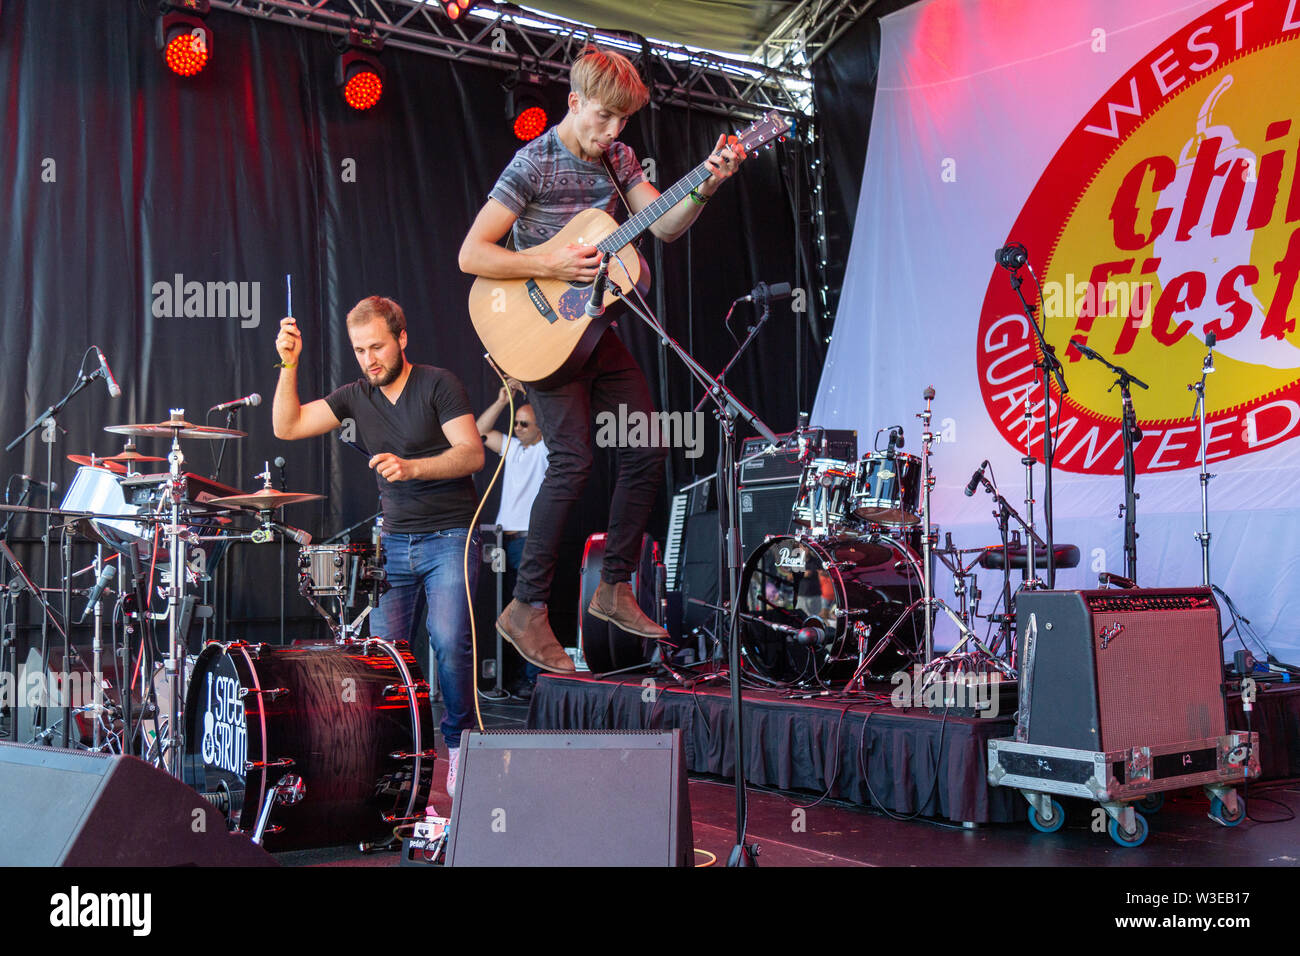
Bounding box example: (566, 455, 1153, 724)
(504, 73, 549, 142)
(156, 2, 212, 78)
(338, 50, 385, 110)
(441, 1, 480, 21)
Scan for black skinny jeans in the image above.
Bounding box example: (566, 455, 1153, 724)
(513, 329, 665, 603)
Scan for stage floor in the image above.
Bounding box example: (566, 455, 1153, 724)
(272, 689, 1300, 868)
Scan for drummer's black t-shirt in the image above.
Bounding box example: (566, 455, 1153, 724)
(324, 365, 478, 533)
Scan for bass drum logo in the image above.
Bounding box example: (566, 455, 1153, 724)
(977, 0, 1300, 473)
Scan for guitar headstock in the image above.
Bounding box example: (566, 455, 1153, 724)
(733, 111, 793, 154)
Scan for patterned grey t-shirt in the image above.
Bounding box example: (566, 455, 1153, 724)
(487, 127, 647, 251)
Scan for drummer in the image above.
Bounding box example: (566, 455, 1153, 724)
(271, 296, 484, 799)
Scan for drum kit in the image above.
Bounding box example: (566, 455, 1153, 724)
(737, 390, 1031, 692)
(2, 408, 434, 850)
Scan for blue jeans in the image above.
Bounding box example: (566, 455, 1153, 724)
(369, 529, 480, 750)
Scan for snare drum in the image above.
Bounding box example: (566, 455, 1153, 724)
(851, 453, 921, 526)
(791, 458, 859, 535)
(183, 638, 434, 851)
(299, 543, 383, 605)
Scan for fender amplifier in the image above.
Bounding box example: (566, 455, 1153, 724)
(1015, 588, 1226, 751)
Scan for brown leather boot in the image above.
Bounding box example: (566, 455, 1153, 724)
(496, 599, 576, 673)
(587, 581, 670, 643)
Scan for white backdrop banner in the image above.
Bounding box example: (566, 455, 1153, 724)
(814, 0, 1300, 656)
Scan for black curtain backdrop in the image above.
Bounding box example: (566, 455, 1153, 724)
(0, 0, 818, 650)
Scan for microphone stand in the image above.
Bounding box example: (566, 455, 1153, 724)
(611, 283, 777, 868)
(5, 362, 103, 745)
(1071, 342, 1149, 582)
(1187, 336, 1216, 587)
(1003, 266, 1065, 588)
(691, 288, 771, 415)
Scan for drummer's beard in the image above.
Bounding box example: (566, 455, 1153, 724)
(366, 356, 402, 387)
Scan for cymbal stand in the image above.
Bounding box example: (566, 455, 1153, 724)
(1187, 334, 1217, 587)
(971, 469, 1043, 661)
(162, 413, 190, 777)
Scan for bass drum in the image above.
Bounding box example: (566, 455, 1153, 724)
(739, 534, 925, 684)
(183, 639, 434, 851)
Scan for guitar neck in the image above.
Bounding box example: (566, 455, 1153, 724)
(596, 162, 713, 254)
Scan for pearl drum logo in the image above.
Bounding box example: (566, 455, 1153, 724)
(977, 0, 1300, 473)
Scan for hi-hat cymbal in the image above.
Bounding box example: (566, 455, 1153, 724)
(105, 418, 247, 440)
(208, 489, 324, 510)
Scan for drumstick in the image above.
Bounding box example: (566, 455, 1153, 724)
(286, 273, 292, 317)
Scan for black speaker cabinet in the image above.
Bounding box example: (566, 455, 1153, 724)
(1015, 588, 1227, 752)
(446, 730, 693, 866)
(0, 743, 276, 866)
(739, 481, 798, 559)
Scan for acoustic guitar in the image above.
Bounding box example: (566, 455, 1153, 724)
(468, 110, 792, 385)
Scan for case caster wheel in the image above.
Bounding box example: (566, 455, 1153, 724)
(1027, 798, 1065, 834)
(1209, 795, 1245, 827)
(1108, 812, 1149, 848)
(1135, 792, 1165, 815)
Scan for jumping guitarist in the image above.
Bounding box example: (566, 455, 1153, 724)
(458, 44, 746, 674)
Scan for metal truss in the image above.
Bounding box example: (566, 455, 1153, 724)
(206, 0, 816, 120)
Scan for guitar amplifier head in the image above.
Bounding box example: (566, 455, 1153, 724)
(740, 429, 857, 484)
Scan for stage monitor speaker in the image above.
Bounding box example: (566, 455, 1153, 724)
(739, 481, 798, 559)
(1015, 588, 1226, 752)
(446, 730, 693, 867)
(0, 743, 276, 866)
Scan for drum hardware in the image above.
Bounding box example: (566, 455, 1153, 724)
(251, 773, 305, 846)
(298, 541, 389, 642)
(1071, 339, 1149, 583)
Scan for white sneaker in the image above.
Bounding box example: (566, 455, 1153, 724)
(446, 747, 460, 798)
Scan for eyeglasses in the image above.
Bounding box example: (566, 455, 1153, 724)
(515, 420, 533, 428)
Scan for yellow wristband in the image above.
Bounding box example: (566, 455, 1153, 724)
(278, 361, 297, 369)
(688, 187, 709, 206)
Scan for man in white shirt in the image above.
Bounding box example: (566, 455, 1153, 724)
(477, 381, 548, 696)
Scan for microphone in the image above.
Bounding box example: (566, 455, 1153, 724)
(274, 456, 287, 492)
(964, 460, 990, 497)
(791, 623, 829, 647)
(585, 254, 612, 318)
(885, 426, 905, 454)
(1070, 338, 1101, 360)
(994, 243, 1028, 271)
(1206, 331, 1216, 348)
(95, 347, 122, 399)
(209, 392, 262, 413)
(19, 475, 57, 494)
(77, 563, 117, 624)
(738, 281, 794, 304)
(273, 522, 312, 546)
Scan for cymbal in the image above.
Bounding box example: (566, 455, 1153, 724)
(68, 451, 168, 472)
(208, 489, 324, 510)
(67, 455, 125, 474)
(105, 418, 247, 440)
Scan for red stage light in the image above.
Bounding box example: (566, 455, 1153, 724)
(337, 50, 386, 111)
(444, 0, 477, 20)
(343, 69, 383, 111)
(513, 105, 548, 142)
(157, 11, 212, 77)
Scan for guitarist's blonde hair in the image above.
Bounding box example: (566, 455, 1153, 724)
(570, 45, 649, 116)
